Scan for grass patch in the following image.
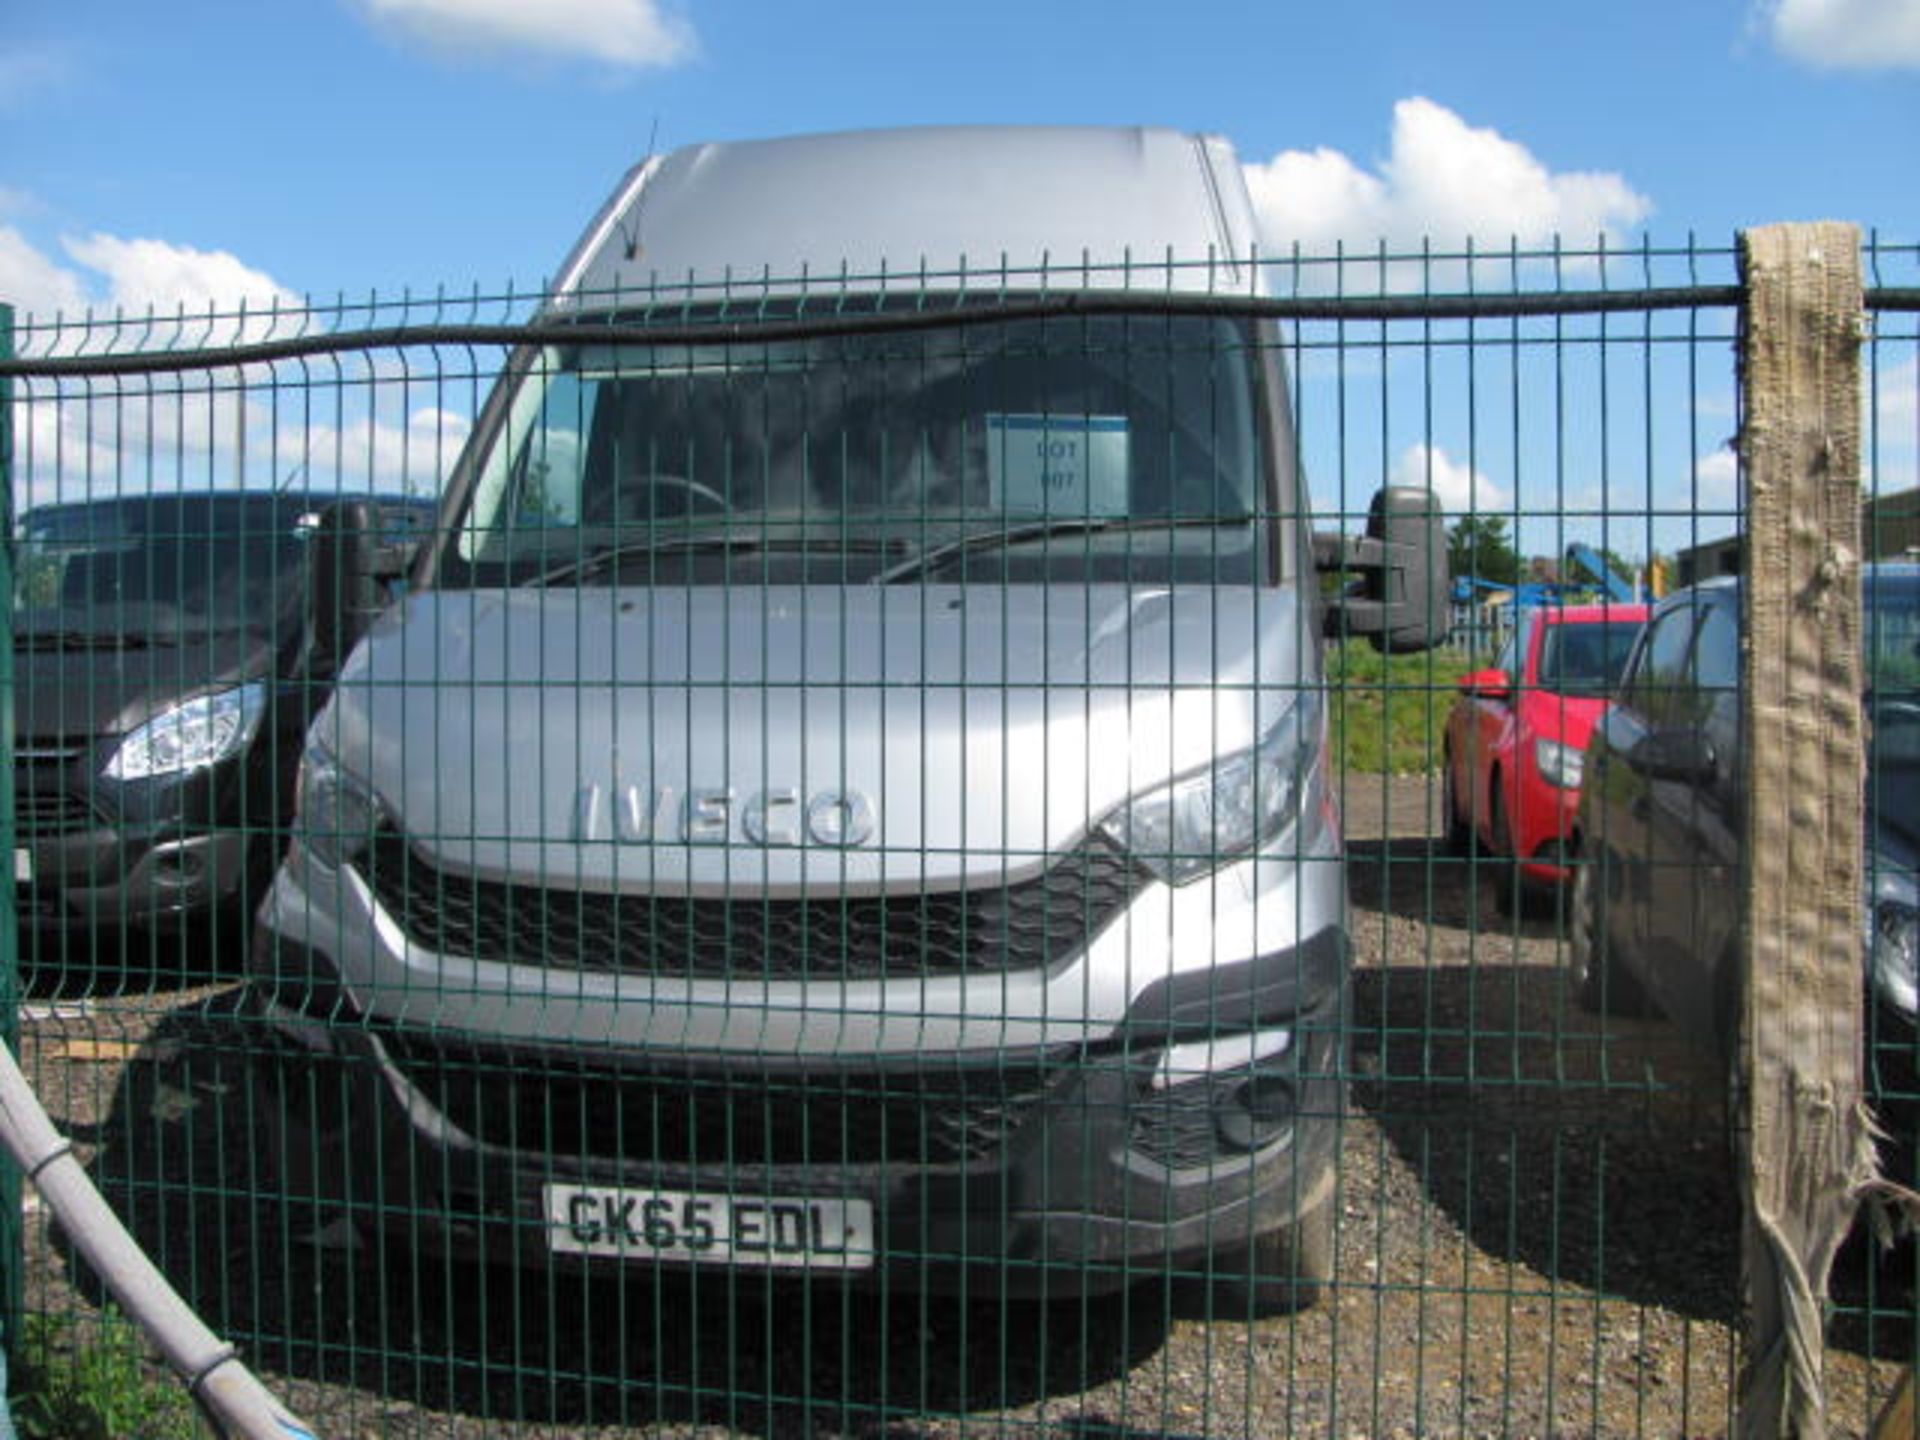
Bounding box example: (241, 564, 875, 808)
(11, 1308, 203, 1440)
(1328, 641, 1470, 775)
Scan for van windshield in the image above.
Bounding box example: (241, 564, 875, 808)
(13, 495, 316, 649)
(448, 311, 1279, 587)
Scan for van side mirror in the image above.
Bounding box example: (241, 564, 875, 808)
(1626, 727, 1718, 784)
(1315, 486, 1451, 653)
(307, 501, 419, 676)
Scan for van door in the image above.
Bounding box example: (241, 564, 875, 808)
(1594, 601, 1701, 994)
(1641, 597, 1743, 1048)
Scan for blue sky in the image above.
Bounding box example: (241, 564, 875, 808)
(5, 0, 1915, 303)
(3, 0, 1917, 557)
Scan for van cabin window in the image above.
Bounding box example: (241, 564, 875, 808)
(451, 313, 1278, 587)
(14, 496, 312, 645)
(1690, 604, 1740, 723)
(1626, 604, 1702, 727)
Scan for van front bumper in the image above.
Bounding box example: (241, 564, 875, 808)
(14, 826, 260, 934)
(247, 926, 1347, 1296)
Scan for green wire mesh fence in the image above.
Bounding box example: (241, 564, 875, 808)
(0, 233, 1914, 1438)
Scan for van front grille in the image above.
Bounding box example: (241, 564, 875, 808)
(376, 1029, 1065, 1168)
(357, 832, 1142, 981)
(14, 750, 97, 836)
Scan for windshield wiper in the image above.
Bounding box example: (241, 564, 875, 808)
(870, 515, 1254, 585)
(14, 628, 160, 652)
(523, 532, 899, 588)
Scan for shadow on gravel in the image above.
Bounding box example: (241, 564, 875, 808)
(1346, 835, 1916, 1360)
(1350, 956, 1744, 1327)
(16, 905, 256, 1001)
(57, 989, 1170, 1434)
(1346, 836, 1746, 1327)
(1346, 835, 1571, 933)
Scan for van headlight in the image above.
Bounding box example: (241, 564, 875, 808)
(1870, 898, 1919, 1018)
(1097, 693, 1322, 885)
(295, 743, 390, 870)
(103, 683, 268, 781)
(1534, 738, 1585, 789)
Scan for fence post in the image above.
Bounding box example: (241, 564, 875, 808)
(1735, 223, 1874, 1439)
(0, 300, 19, 1366)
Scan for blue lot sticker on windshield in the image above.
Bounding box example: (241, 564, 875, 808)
(987, 414, 1130, 517)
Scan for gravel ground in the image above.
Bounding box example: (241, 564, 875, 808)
(15, 772, 1915, 1438)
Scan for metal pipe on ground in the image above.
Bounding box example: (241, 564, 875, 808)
(0, 1041, 314, 1440)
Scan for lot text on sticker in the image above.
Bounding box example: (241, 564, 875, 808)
(987, 414, 1129, 518)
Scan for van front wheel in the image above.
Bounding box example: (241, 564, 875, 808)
(1206, 1197, 1335, 1319)
(1571, 845, 1650, 1016)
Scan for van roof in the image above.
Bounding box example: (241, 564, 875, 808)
(559, 125, 1265, 305)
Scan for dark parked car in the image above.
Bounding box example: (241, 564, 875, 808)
(11, 489, 430, 962)
(1570, 564, 1920, 1165)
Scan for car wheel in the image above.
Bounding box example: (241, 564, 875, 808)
(1206, 1195, 1336, 1319)
(1490, 783, 1522, 915)
(1570, 844, 1651, 1015)
(1441, 751, 1473, 856)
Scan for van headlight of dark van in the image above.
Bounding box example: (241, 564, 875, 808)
(1869, 876, 1920, 1019)
(101, 683, 268, 783)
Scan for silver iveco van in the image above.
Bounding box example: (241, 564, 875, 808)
(249, 125, 1446, 1312)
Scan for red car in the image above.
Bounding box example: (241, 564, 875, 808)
(1441, 602, 1649, 904)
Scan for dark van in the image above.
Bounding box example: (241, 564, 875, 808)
(11, 489, 429, 969)
(1571, 563, 1920, 1167)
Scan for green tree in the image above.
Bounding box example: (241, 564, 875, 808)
(1448, 514, 1521, 586)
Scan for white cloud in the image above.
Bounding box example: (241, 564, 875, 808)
(270, 405, 468, 497)
(19, 386, 464, 507)
(1244, 97, 1651, 257)
(356, 0, 695, 67)
(1866, 357, 1917, 498)
(1693, 444, 1740, 503)
(1877, 356, 1917, 434)
(0, 226, 89, 318)
(1762, 0, 1920, 69)
(1391, 441, 1504, 515)
(62, 232, 302, 319)
(1, 226, 303, 351)
(2, 227, 463, 503)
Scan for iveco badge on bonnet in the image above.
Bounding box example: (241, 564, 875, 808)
(568, 783, 878, 848)
(249, 124, 1447, 1311)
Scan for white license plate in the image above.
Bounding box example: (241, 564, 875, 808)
(13, 849, 30, 884)
(544, 1183, 874, 1270)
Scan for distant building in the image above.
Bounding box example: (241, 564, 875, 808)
(1675, 533, 1742, 588)
(1866, 486, 1920, 557)
(1675, 485, 1920, 586)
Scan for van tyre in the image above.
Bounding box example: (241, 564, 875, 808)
(1570, 845, 1650, 1015)
(1208, 1196, 1336, 1318)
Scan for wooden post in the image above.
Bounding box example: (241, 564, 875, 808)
(1736, 223, 1875, 1439)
